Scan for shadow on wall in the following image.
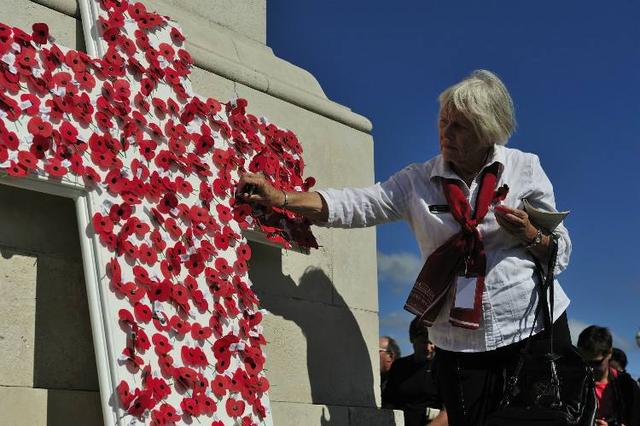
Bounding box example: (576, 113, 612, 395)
(0, 184, 102, 425)
(249, 242, 394, 425)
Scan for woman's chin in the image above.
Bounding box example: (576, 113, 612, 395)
(441, 148, 457, 163)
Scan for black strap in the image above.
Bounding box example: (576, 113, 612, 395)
(533, 235, 559, 352)
(499, 235, 560, 408)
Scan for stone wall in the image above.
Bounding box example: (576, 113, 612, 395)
(0, 1, 401, 424)
(0, 184, 102, 425)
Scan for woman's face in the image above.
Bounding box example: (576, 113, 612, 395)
(438, 108, 488, 169)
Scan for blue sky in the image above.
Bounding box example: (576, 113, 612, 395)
(268, 1, 640, 377)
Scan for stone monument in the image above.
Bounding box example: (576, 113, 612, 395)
(0, 1, 401, 424)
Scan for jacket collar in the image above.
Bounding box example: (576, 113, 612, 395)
(429, 144, 506, 182)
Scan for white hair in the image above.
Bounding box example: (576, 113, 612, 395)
(439, 70, 516, 146)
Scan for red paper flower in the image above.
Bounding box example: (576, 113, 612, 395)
(44, 158, 68, 177)
(493, 184, 509, 204)
(117, 380, 135, 409)
(151, 333, 173, 355)
(134, 302, 152, 323)
(225, 398, 246, 418)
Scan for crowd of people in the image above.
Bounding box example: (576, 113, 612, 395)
(380, 322, 640, 426)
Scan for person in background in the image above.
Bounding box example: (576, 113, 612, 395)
(577, 326, 640, 426)
(610, 348, 628, 373)
(383, 318, 447, 425)
(380, 336, 401, 391)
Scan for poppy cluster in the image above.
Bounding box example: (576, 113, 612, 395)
(0, 0, 318, 424)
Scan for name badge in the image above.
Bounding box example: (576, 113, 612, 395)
(454, 276, 477, 309)
(428, 204, 450, 214)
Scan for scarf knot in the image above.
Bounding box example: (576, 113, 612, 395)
(462, 221, 477, 234)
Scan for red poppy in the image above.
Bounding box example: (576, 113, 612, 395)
(225, 398, 246, 418)
(493, 184, 510, 203)
(0, 129, 18, 150)
(108, 203, 132, 223)
(180, 396, 200, 417)
(16, 47, 37, 68)
(148, 279, 172, 303)
(44, 158, 67, 177)
(164, 217, 182, 239)
(190, 322, 213, 341)
(181, 346, 208, 368)
(169, 315, 190, 336)
(159, 402, 179, 422)
(17, 151, 37, 170)
(170, 26, 185, 43)
(125, 283, 145, 303)
(58, 121, 78, 143)
(126, 388, 155, 416)
(171, 283, 189, 305)
(118, 309, 135, 326)
(214, 258, 232, 277)
(133, 328, 150, 352)
(233, 258, 248, 276)
(210, 374, 229, 398)
(158, 354, 175, 377)
(19, 94, 40, 116)
(151, 333, 172, 355)
(148, 377, 171, 402)
(213, 232, 229, 251)
(134, 302, 152, 323)
(117, 380, 135, 409)
(215, 204, 232, 223)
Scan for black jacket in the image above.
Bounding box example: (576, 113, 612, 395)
(607, 370, 640, 426)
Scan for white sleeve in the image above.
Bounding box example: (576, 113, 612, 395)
(314, 166, 415, 229)
(527, 154, 572, 275)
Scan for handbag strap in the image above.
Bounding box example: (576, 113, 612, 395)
(499, 235, 560, 408)
(533, 234, 559, 352)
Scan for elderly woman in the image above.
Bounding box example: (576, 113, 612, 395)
(237, 70, 572, 426)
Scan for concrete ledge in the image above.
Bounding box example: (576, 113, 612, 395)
(30, 0, 373, 133)
(154, 0, 266, 44)
(31, 0, 78, 17)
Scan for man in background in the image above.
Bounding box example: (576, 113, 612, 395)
(610, 348, 628, 374)
(382, 318, 447, 425)
(578, 326, 640, 426)
(380, 336, 401, 392)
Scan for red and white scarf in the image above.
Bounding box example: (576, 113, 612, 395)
(404, 162, 505, 330)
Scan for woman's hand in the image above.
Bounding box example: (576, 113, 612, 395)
(494, 205, 537, 245)
(236, 172, 329, 222)
(236, 172, 285, 207)
(494, 205, 552, 262)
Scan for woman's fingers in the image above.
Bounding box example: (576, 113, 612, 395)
(495, 207, 528, 226)
(237, 173, 264, 196)
(236, 172, 279, 206)
(495, 214, 516, 232)
(504, 213, 525, 224)
(495, 206, 536, 244)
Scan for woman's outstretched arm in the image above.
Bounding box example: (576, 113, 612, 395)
(236, 172, 329, 222)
